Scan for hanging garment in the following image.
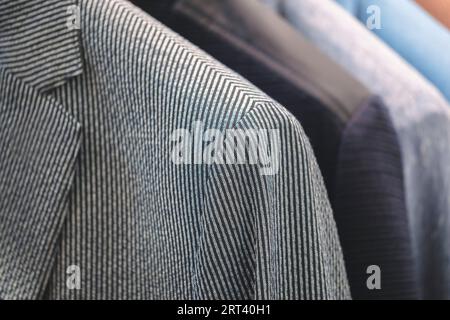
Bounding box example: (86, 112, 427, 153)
(335, 0, 450, 103)
(0, 0, 349, 300)
(131, 0, 418, 300)
(131, 0, 370, 202)
(416, 0, 450, 30)
(260, 0, 450, 300)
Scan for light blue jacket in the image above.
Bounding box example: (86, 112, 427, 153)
(336, 0, 450, 102)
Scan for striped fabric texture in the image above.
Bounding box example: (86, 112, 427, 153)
(138, 0, 418, 299)
(0, 0, 350, 300)
(150, 0, 371, 198)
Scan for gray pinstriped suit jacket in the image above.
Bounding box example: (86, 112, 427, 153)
(0, 0, 349, 299)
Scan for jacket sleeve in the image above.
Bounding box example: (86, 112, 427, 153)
(195, 102, 350, 300)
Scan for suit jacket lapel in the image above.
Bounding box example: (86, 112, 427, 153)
(0, 67, 81, 299)
(0, 0, 84, 299)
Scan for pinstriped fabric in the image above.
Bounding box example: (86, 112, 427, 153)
(0, 0, 83, 91)
(0, 0, 349, 299)
(145, 0, 418, 299)
(196, 103, 348, 299)
(0, 67, 81, 299)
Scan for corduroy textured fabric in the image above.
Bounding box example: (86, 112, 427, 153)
(261, 0, 450, 299)
(0, 0, 350, 299)
(132, 0, 418, 300)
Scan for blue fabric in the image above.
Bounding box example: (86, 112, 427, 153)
(336, 0, 450, 103)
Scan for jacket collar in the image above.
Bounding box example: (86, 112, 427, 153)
(0, 0, 83, 92)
